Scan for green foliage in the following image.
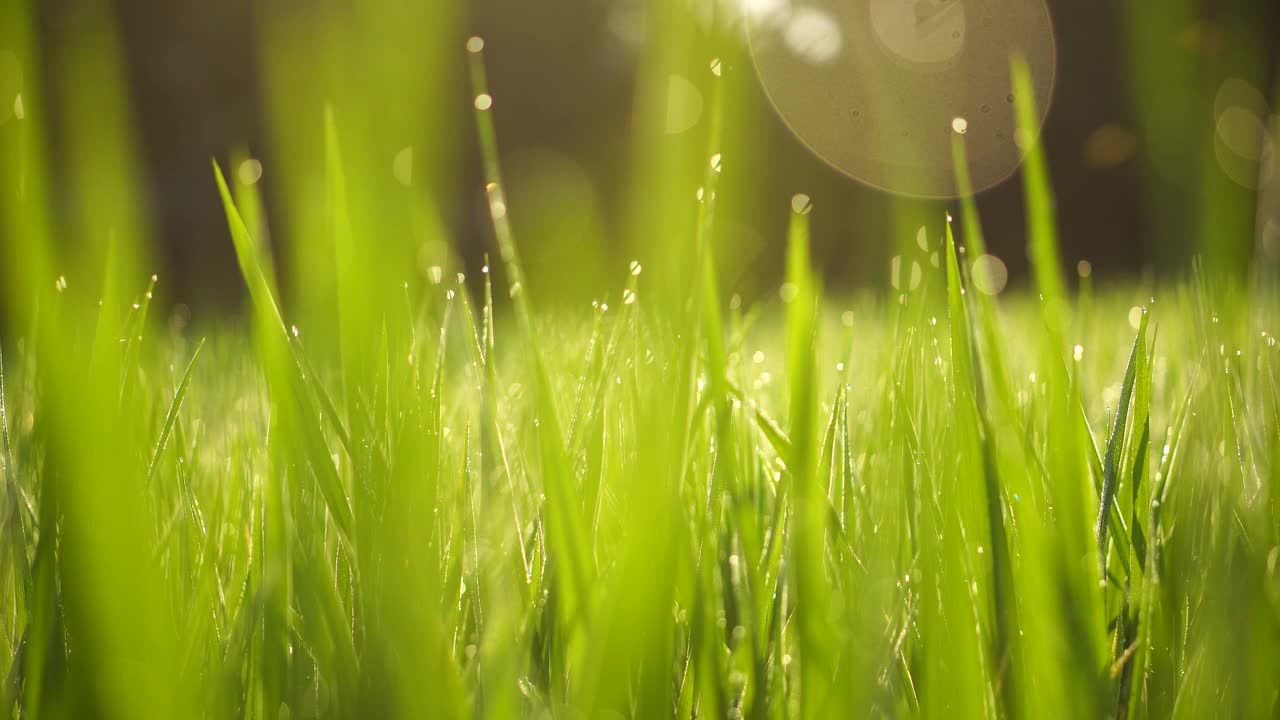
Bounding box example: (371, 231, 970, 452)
(1, 4, 1280, 718)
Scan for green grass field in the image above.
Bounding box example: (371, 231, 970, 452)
(3, 1, 1280, 718)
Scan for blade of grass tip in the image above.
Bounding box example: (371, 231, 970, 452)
(952, 135, 1017, 416)
(689, 64, 735, 675)
(213, 160, 355, 546)
(292, 338, 355, 462)
(89, 230, 123, 378)
(784, 195, 830, 718)
(1098, 309, 1149, 574)
(453, 275, 486, 384)
(1114, 327, 1153, 712)
(950, 137, 989, 258)
(119, 273, 158, 404)
(944, 216, 975, 389)
(323, 110, 382, 485)
(145, 338, 206, 488)
(945, 213, 1015, 711)
(1154, 362, 1201, 511)
(480, 259, 531, 582)
(1011, 55, 1067, 340)
(723, 382, 792, 464)
(213, 161, 288, 335)
(467, 36, 593, 618)
(567, 273, 639, 462)
(1127, 326, 1157, 571)
(565, 307, 605, 449)
(230, 147, 278, 294)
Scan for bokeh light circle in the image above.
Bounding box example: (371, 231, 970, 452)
(746, 0, 1057, 198)
(1212, 78, 1275, 190)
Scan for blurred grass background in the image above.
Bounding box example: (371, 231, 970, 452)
(2, 0, 1278, 317)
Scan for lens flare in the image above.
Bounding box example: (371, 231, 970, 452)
(746, 0, 1057, 198)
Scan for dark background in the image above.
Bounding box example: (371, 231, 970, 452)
(24, 0, 1280, 305)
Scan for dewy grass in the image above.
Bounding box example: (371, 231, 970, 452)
(3, 5, 1280, 719)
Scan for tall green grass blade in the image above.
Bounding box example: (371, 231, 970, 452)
(1098, 310, 1149, 572)
(144, 338, 205, 487)
(213, 160, 355, 544)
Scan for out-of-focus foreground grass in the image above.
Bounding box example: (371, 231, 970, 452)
(1, 0, 1279, 718)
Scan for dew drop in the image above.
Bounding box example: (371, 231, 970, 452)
(1128, 306, 1144, 330)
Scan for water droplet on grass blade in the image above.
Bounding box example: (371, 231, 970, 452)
(1128, 306, 1144, 329)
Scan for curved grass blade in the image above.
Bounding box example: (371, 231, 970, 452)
(213, 160, 355, 544)
(1097, 309, 1149, 572)
(144, 338, 206, 488)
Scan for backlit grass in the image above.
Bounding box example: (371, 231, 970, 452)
(2, 1, 1279, 717)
